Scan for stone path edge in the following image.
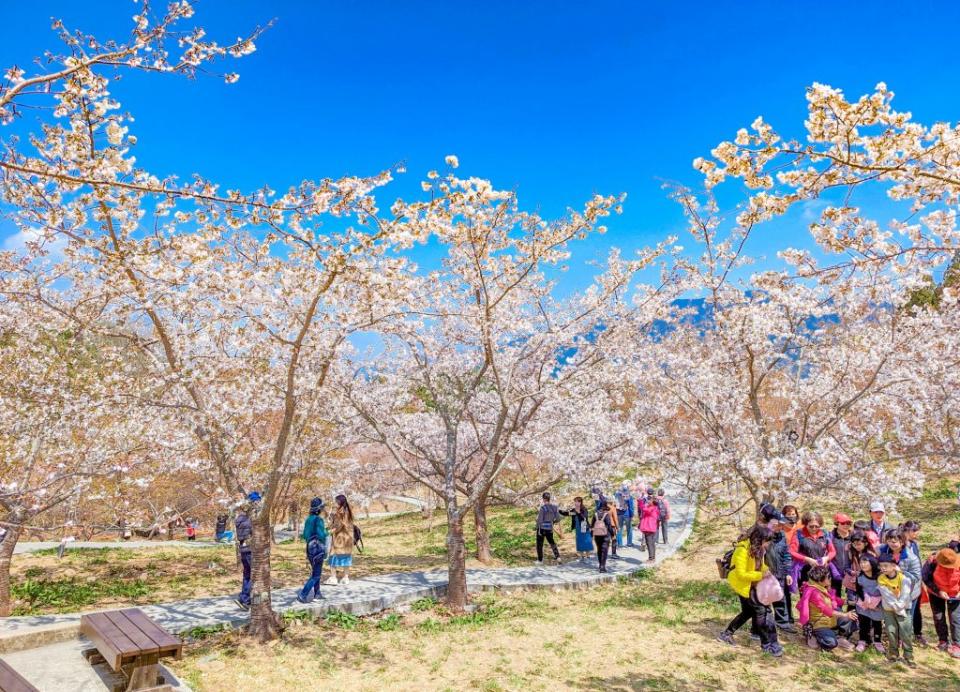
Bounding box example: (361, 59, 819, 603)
(0, 489, 695, 654)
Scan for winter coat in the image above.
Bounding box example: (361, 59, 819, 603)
(922, 559, 960, 599)
(798, 581, 843, 629)
(536, 503, 561, 531)
(878, 545, 922, 599)
(830, 529, 853, 576)
(855, 572, 884, 621)
(235, 512, 253, 554)
(789, 527, 836, 566)
(878, 570, 915, 616)
(765, 530, 793, 579)
(727, 539, 767, 599)
(330, 506, 355, 556)
(614, 490, 634, 519)
(637, 498, 661, 533)
(869, 518, 895, 542)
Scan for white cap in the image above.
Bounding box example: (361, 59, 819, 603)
(870, 501, 885, 513)
(621, 481, 630, 489)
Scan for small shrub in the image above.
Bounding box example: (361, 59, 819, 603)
(377, 614, 401, 631)
(411, 596, 438, 612)
(186, 623, 229, 640)
(324, 611, 359, 630)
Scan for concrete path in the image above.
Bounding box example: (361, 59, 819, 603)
(1, 484, 693, 690)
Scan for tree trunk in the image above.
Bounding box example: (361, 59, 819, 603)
(247, 516, 283, 642)
(0, 524, 23, 617)
(446, 511, 468, 612)
(473, 492, 492, 564)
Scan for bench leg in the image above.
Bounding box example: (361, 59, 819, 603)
(82, 648, 106, 666)
(126, 663, 159, 691)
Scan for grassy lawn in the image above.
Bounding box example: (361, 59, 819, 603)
(10, 506, 536, 616)
(168, 481, 960, 691)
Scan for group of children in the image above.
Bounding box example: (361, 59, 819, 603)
(718, 500, 960, 666)
(534, 482, 671, 573)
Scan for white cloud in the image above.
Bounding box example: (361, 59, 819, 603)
(1, 228, 66, 259)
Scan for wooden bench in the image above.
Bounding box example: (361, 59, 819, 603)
(0, 660, 38, 692)
(80, 608, 182, 692)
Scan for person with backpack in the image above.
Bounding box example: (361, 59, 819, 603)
(561, 496, 593, 562)
(716, 525, 783, 657)
(297, 497, 329, 603)
(327, 494, 356, 585)
(614, 482, 635, 548)
(922, 546, 960, 658)
(535, 492, 562, 565)
(232, 492, 259, 610)
(797, 565, 858, 651)
(591, 502, 615, 573)
(606, 499, 621, 560)
(637, 487, 662, 563)
(657, 488, 671, 544)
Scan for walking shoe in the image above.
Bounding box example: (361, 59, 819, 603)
(233, 598, 249, 611)
(873, 642, 886, 655)
(716, 630, 736, 646)
(646, 557, 656, 563)
(904, 658, 917, 668)
(855, 641, 867, 653)
(296, 595, 310, 604)
(626, 543, 636, 548)
(915, 634, 929, 647)
(938, 640, 950, 652)
(610, 554, 621, 560)
(534, 560, 544, 566)
(836, 637, 855, 651)
(749, 632, 761, 642)
(777, 623, 798, 634)
(341, 576, 350, 585)
(326, 576, 339, 585)
(949, 644, 960, 659)
(762, 642, 784, 658)
(599, 566, 607, 573)
(806, 636, 820, 650)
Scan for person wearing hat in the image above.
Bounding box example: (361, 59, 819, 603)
(297, 497, 329, 603)
(758, 505, 796, 633)
(535, 492, 563, 565)
(868, 501, 894, 542)
(922, 547, 960, 657)
(656, 488, 671, 545)
(232, 491, 260, 610)
(830, 513, 855, 599)
(637, 487, 662, 563)
(614, 481, 636, 548)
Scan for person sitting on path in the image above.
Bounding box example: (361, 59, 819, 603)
(297, 497, 329, 603)
(878, 554, 917, 667)
(922, 547, 960, 657)
(327, 494, 356, 585)
(657, 488, 671, 544)
(868, 501, 895, 542)
(232, 492, 259, 610)
(591, 502, 615, 573)
(561, 496, 593, 563)
(789, 511, 836, 588)
(798, 565, 858, 651)
(535, 492, 563, 565)
(854, 553, 885, 653)
(637, 488, 661, 563)
(716, 525, 783, 657)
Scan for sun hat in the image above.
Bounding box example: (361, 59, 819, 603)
(833, 512, 852, 524)
(869, 501, 885, 513)
(936, 548, 960, 569)
(309, 497, 324, 512)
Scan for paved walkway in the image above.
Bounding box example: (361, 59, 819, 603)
(1, 485, 693, 690)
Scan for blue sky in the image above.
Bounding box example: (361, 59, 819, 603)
(3, 1, 960, 290)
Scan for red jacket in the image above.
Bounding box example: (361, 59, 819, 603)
(637, 500, 661, 533)
(789, 527, 836, 565)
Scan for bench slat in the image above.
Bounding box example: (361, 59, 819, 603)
(0, 659, 40, 692)
(120, 609, 182, 657)
(80, 612, 140, 671)
(103, 611, 159, 658)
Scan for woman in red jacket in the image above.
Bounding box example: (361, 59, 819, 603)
(922, 547, 960, 658)
(789, 511, 836, 588)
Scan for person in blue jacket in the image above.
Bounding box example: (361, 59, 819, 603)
(297, 497, 329, 603)
(232, 491, 260, 610)
(615, 481, 636, 548)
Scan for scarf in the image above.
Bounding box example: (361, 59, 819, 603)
(878, 570, 903, 597)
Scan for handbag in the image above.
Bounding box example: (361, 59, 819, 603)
(755, 572, 785, 606)
(859, 593, 881, 610)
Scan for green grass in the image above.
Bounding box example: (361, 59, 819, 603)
(11, 577, 150, 614)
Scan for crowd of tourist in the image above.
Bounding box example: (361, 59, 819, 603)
(716, 501, 960, 665)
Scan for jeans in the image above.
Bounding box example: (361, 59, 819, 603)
(298, 557, 324, 601)
(616, 512, 626, 546)
(811, 618, 856, 651)
(772, 578, 793, 625)
(238, 550, 252, 605)
(929, 595, 960, 645)
(659, 518, 668, 544)
(594, 535, 609, 570)
(726, 595, 778, 647)
(882, 610, 914, 661)
(643, 531, 657, 560)
(858, 616, 883, 644)
(536, 529, 559, 561)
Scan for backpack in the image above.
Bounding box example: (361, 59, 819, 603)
(353, 524, 364, 553)
(717, 546, 736, 580)
(592, 513, 609, 537)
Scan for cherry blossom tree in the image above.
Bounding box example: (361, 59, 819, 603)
(339, 167, 667, 609)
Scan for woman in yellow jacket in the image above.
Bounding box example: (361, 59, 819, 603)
(717, 525, 783, 657)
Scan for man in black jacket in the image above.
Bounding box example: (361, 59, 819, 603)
(755, 503, 796, 634)
(233, 492, 260, 610)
